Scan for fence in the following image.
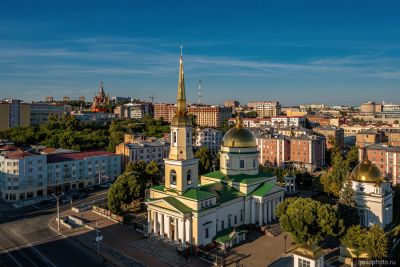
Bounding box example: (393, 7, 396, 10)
(92, 205, 124, 223)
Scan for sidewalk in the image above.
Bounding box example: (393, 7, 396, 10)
(49, 209, 209, 267)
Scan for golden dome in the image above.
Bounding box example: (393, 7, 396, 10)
(222, 127, 257, 148)
(351, 160, 383, 183)
(171, 113, 191, 126)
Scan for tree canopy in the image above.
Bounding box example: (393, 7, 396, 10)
(195, 146, 213, 175)
(276, 198, 344, 245)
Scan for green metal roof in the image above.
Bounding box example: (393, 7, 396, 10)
(251, 182, 275, 197)
(202, 170, 273, 184)
(200, 183, 244, 204)
(163, 197, 192, 213)
(182, 188, 216, 201)
(152, 185, 165, 191)
(214, 227, 247, 244)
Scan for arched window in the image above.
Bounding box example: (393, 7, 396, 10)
(226, 158, 230, 168)
(170, 170, 177, 186)
(187, 170, 192, 185)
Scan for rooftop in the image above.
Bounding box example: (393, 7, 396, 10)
(200, 182, 244, 204)
(47, 151, 117, 163)
(202, 170, 273, 184)
(252, 182, 275, 197)
(4, 149, 36, 159)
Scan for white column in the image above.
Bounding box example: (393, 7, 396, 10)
(154, 211, 158, 236)
(166, 216, 171, 240)
(264, 200, 268, 224)
(182, 218, 186, 248)
(147, 210, 152, 235)
(272, 198, 276, 220)
(268, 200, 272, 222)
(259, 200, 263, 226)
(174, 218, 179, 242)
(160, 214, 164, 239)
(250, 199, 256, 224)
(189, 217, 193, 247)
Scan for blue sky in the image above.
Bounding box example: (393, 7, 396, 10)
(1, 0, 400, 106)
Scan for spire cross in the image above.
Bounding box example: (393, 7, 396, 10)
(180, 44, 183, 57)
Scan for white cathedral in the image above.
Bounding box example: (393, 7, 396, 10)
(146, 51, 284, 250)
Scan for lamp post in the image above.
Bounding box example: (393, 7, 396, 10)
(52, 192, 64, 231)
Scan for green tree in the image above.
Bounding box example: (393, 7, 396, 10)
(245, 111, 258, 118)
(365, 224, 388, 260)
(276, 198, 344, 245)
(338, 176, 360, 227)
(146, 160, 162, 186)
(341, 225, 367, 259)
(345, 146, 359, 171)
(195, 146, 213, 174)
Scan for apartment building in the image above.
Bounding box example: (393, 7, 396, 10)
(289, 135, 326, 172)
(256, 134, 290, 167)
(224, 100, 240, 108)
(0, 150, 121, 202)
(356, 129, 385, 148)
(271, 116, 305, 128)
(365, 143, 400, 186)
(154, 103, 232, 127)
(194, 128, 223, 155)
(0, 99, 30, 130)
(115, 134, 170, 168)
(313, 126, 345, 149)
(247, 101, 281, 118)
(30, 102, 66, 125)
(114, 102, 153, 119)
(255, 134, 326, 172)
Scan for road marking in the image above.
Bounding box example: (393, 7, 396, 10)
(10, 228, 57, 267)
(4, 249, 23, 267)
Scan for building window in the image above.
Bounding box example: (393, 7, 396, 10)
(298, 258, 310, 267)
(226, 158, 230, 168)
(228, 217, 231, 227)
(187, 170, 192, 185)
(253, 159, 256, 168)
(173, 132, 177, 145)
(234, 215, 237, 224)
(170, 170, 177, 185)
(205, 228, 209, 239)
(239, 160, 245, 169)
(221, 220, 225, 230)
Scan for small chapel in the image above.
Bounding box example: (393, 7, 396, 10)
(146, 51, 284, 250)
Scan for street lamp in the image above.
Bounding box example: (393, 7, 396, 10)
(52, 192, 65, 231)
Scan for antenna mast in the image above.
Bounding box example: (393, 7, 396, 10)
(197, 80, 202, 104)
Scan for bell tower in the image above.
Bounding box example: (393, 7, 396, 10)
(164, 48, 199, 193)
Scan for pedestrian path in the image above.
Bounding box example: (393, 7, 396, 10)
(132, 237, 187, 267)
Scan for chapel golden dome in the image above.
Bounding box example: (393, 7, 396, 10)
(222, 117, 257, 148)
(350, 160, 383, 183)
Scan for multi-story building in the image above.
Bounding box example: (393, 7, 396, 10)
(79, 96, 86, 102)
(114, 103, 153, 119)
(255, 134, 325, 172)
(187, 105, 232, 127)
(306, 115, 339, 127)
(364, 143, 400, 186)
(283, 107, 308, 117)
(0, 99, 30, 130)
(63, 96, 71, 102)
(271, 116, 305, 128)
(277, 126, 313, 137)
(194, 128, 223, 155)
(154, 103, 231, 127)
(30, 102, 66, 125)
(313, 126, 345, 149)
(224, 100, 240, 108)
(356, 129, 384, 148)
(154, 103, 177, 122)
(45, 96, 54, 102)
(256, 134, 290, 167)
(388, 131, 400, 146)
(228, 118, 271, 128)
(247, 101, 281, 118)
(289, 135, 326, 172)
(115, 134, 170, 168)
(0, 150, 121, 202)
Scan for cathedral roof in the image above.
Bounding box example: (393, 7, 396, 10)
(222, 116, 257, 148)
(202, 170, 273, 184)
(182, 188, 216, 201)
(199, 183, 244, 204)
(351, 159, 383, 183)
(251, 182, 275, 197)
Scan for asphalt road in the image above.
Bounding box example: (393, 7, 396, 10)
(0, 189, 109, 267)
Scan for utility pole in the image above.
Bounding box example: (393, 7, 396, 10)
(95, 220, 103, 256)
(53, 192, 64, 231)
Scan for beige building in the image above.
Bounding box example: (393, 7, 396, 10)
(154, 103, 231, 127)
(0, 99, 30, 130)
(115, 134, 170, 168)
(313, 126, 344, 149)
(146, 53, 284, 251)
(247, 101, 281, 118)
(355, 129, 384, 148)
(224, 100, 240, 108)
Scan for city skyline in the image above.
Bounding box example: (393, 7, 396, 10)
(1, 0, 400, 105)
